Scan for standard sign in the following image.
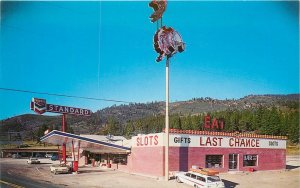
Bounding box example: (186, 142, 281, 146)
(47, 104, 91, 116)
(132, 133, 286, 149)
(30, 98, 92, 116)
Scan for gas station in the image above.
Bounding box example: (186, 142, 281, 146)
(40, 128, 287, 178)
(40, 130, 130, 172)
(30, 97, 93, 172)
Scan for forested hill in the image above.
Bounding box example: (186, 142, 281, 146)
(0, 94, 299, 143)
(94, 94, 299, 124)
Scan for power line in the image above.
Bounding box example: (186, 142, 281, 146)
(0, 87, 132, 104)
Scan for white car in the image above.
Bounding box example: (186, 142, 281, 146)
(50, 164, 70, 175)
(45, 154, 53, 158)
(27, 158, 41, 164)
(175, 171, 225, 188)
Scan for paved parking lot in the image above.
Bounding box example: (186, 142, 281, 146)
(0, 156, 299, 188)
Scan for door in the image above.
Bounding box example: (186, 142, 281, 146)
(229, 154, 238, 170)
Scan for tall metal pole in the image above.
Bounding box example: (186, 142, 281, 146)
(62, 114, 67, 164)
(165, 58, 170, 181)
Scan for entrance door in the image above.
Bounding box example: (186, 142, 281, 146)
(229, 154, 238, 170)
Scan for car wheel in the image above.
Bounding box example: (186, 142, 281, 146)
(176, 176, 182, 183)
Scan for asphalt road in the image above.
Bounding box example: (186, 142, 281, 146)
(0, 158, 62, 188)
(0, 156, 299, 188)
(0, 158, 190, 188)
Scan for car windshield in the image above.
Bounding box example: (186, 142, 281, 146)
(207, 176, 221, 183)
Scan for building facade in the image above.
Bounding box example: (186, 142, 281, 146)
(40, 129, 287, 178)
(118, 130, 286, 178)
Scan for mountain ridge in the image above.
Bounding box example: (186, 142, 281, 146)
(1, 94, 299, 140)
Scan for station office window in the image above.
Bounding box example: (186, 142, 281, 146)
(243, 154, 257, 166)
(111, 154, 128, 165)
(205, 155, 223, 168)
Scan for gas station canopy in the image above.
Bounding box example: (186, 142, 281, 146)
(41, 130, 131, 154)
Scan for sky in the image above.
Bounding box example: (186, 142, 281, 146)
(0, 1, 299, 120)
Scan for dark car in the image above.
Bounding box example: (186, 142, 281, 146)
(112, 157, 126, 164)
(12, 154, 21, 159)
(36, 153, 45, 158)
(51, 155, 59, 161)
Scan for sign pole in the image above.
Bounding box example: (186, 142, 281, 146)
(165, 58, 170, 181)
(72, 140, 75, 161)
(62, 113, 67, 164)
(149, 0, 185, 181)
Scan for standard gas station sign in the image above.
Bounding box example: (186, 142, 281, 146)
(30, 97, 92, 166)
(30, 98, 92, 116)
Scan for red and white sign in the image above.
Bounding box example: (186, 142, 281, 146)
(170, 134, 286, 149)
(132, 133, 286, 149)
(203, 115, 224, 130)
(153, 26, 185, 62)
(30, 98, 47, 114)
(30, 98, 92, 116)
(133, 133, 164, 147)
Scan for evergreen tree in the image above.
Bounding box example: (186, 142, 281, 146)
(36, 124, 48, 143)
(67, 126, 74, 134)
(107, 117, 118, 135)
(103, 104, 299, 144)
(124, 122, 134, 138)
(191, 115, 201, 130)
(181, 115, 192, 130)
(287, 112, 299, 143)
(170, 114, 182, 129)
(268, 107, 281, 135)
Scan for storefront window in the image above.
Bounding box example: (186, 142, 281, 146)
(205, 155, 223, 168)
(111, 154, 127, 164)
(243, 154, 257, 166)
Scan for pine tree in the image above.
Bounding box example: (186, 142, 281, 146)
(288, 112, 300, 143)
(107, 117, 118, 135)
(181, 115, 192, 130)
(191, 115, 201, 130)
(170, 114, 182, 129)
(124, 122, 135, 138)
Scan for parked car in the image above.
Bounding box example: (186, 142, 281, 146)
(175, 171, 225, 188)
(112, 157, 126, 164)
(35, 153, 45, 158)
(51, 155, 59, 161)
(12, 154, 21, 159)
(45, 154, 53, 158)
(50, 164, 70, 175)
(27, 158, 41, 164)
